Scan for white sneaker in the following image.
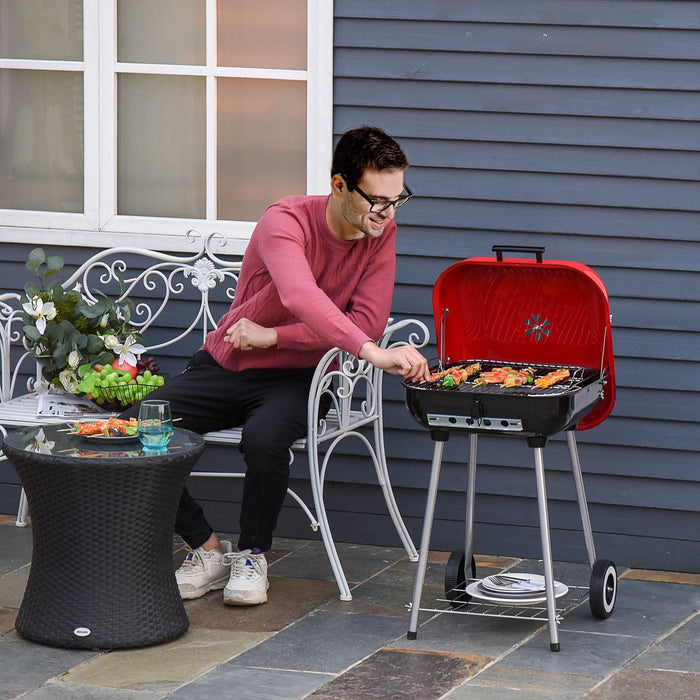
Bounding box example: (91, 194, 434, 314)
(222, 549, 269, 605)
(176, 540, 233, 599)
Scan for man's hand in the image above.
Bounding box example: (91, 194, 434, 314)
(359, 341, 430, 382)
(224, 318, 277, 351)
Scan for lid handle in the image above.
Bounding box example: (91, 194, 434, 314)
(492, 245, 545, 263)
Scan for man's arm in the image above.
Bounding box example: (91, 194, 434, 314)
(358, 340, 429, 382)
(225, 319, 429, 382)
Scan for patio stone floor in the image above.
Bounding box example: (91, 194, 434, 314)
(0, 514, 698, 699)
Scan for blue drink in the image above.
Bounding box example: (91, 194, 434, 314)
(138, 424, 174, 449)
(137, 400, 174, 450)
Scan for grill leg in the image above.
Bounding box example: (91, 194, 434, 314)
(533, 446, 560, 651)
(407, 439, 445, 639)
(463, 434, 478, 578)
(566, 430, 597, 569)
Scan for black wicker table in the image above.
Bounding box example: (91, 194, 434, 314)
(2, 424, 205, 649)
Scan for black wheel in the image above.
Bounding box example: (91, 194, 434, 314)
(444, 550, 476, 608)
(589, 559, 617, 619)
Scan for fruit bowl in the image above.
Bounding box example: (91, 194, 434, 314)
(91, 380, 162, 409)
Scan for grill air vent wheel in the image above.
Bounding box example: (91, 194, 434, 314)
(589, 559, 618, 619)
(444, 550, 476, 608)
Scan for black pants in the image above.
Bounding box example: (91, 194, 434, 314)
(121, 351, 318, 552)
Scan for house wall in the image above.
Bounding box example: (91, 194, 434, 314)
(329, 0, 700, 572)
(1, 0, 698, 572)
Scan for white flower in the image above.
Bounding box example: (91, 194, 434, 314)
(100, 313, 110, 328)
(59, 369, 79, 393)
(22, 295, 57, 335)
(68, 350, 81, 369)
(30, 428, 55, 454)
(103, 334, 120, 350)
(113, 333, 146, 366)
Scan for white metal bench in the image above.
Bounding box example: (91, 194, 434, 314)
(0, 231, 428, 600)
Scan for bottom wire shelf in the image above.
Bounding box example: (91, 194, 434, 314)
(412, 581, 590, 624)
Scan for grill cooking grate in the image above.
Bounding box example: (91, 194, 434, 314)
(416, 361, 598, 396)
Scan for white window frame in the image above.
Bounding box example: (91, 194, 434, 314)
(0, 0, 333, 255)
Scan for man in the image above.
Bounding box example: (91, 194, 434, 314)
(123, 125, 429, 606)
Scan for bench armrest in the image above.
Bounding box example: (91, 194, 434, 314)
(307, 318, 430, 443)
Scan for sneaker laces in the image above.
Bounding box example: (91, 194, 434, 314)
(222, 551, 265, 580)
(179, 545, 204, 572)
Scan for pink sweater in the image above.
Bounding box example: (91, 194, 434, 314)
(203, 195, 396, 370)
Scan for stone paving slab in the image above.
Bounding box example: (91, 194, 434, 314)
(561, 579, 700, 638)
(305, 647, 490, 700)
(0, 521, 33, 576)
(322, 557, 444, 618)
(630, 612, 700, 673)
(0, 606, 17, 635)
(184, 575, 338, 632)
(585, 667, 700, 700)
(167, 666, 334, 699)
(394, 609, 543, 659)
(227, 610, 407, 674)
(268, 539, 409, 584)
(0, 565, 29, 608)
(60, 627, 269, 693)
(499, 628, 651, 677)
(455, 665, 597, 699)
(0, 637, 96, 700)
(20, 684, 163, 699)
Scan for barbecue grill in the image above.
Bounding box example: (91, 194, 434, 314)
(405, 246, 617, 651)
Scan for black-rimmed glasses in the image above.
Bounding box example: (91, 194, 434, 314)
(342, 175, 413, 213)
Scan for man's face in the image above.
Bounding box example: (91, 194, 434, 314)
(338, 169, 407, 240)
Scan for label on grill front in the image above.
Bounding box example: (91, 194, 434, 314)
(427, 414, 523, 431)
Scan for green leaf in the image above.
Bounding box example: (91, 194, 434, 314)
(77, 362, 93, 378)
(46, 255, 65, 273)
(26, 248, 45, 272)
(23, 325, 42, 342)
(23, 282, 40, 298)
(94, 350, 115, 365)
(79, 297, 111, 319)
(85, 333, 105, 353)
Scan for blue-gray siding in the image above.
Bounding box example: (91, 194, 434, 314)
(330, 0, 699, 572)
(1, 0, 698, 572)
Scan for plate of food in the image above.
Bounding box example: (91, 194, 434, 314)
(66, 417, 140, 441)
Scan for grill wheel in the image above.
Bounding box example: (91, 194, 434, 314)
(444, 550, 476, 607)
(589, 559, 618, 619)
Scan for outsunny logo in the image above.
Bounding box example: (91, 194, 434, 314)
(524, 314, 551, 341)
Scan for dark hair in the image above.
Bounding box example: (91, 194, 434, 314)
(331, 125, 409, 186)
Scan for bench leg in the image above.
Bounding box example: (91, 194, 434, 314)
(373, 420, 418, 561)
(307, 440, 353, 601)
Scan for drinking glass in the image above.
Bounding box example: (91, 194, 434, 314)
(137, 400, 174, 450)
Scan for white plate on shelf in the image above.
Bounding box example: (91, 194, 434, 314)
(480, 573, 547, 594)
(466, 576, 568, 605)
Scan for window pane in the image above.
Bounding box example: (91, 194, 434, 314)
(118, 74, 205, 218)
(218, 78, 306, 222)
(0, 0, 82, 60)
(218, 0, 306, 70)
(0, 69, 83, 212)
(118, 0, 205, 65)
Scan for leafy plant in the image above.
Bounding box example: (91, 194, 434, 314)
(22, 248, 143, 392)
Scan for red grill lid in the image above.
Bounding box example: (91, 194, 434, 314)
(432, 246, 615, 430)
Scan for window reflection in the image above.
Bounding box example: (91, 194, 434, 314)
(218, 78, 306, 221)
